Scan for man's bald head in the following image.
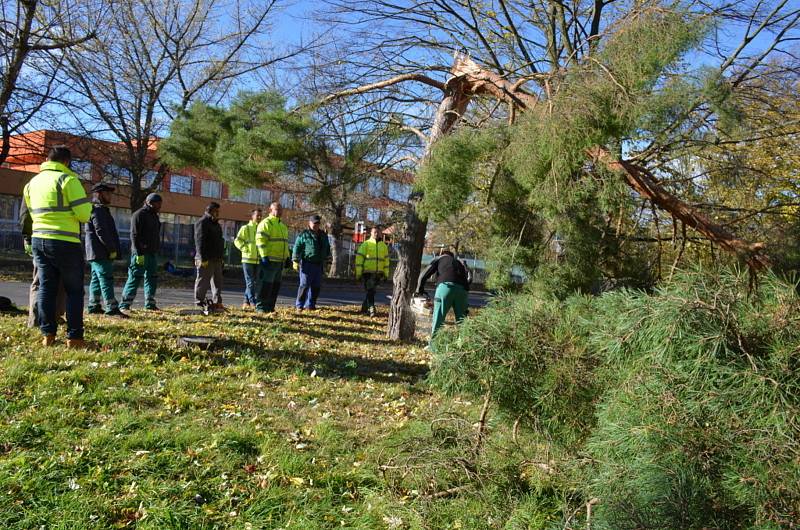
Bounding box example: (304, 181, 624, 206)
(270, 202, 282, 218)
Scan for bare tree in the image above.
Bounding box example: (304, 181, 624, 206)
(285, 99, 418, 277)
(315, 0, 800, 340)
(0, 0, 99, 165)
(61, 0, 304, 210)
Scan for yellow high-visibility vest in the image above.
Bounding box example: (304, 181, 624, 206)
(23, 161, 91, 244)
(234, 220, 259, 264)
(355, 238, 390, 277)
(256, 215, 289, 262)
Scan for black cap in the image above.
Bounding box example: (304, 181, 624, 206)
(145, 193, 162, 204)
(91, 182, 115, 193)
(309, 214, 322, 223)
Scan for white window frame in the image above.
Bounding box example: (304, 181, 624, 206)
(368, 177, 384, 197)
(280, 192, 295, 209)
(71, 159, 93, 181)
(200, 179, 222, 198)
(170, 174, 193, 195)
(103, 164, 132, 185)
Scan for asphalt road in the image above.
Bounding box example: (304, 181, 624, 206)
(1, 279, 490, 310)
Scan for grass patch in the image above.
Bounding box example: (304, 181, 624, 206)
(0, 304, 550, 528)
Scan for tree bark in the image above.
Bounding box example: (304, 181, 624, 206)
(328, 207, 345, 277)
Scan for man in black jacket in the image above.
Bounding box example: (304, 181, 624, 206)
(85, 183, 127, 318)
(416, 249, 472, 347)
(194, 202, 225, 312)
(121, 193, 162, 311)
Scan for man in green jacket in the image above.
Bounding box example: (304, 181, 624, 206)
(23, 146, 92, 348)
(255, 202, 290, 313)
(292, 214, 331, 311)
(234, 208, 262, 309)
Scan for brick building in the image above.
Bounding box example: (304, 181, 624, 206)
(0, 130, 413, 269)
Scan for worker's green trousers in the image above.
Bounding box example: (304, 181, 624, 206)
(120, 254, 159, 309)
(87, 259, 119, 313)
(430, 282, 469, 344)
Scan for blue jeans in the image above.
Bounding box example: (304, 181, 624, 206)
(242, 263, 259, 305)
(296, 261, 322, 309)
(31, 237, 85, 339)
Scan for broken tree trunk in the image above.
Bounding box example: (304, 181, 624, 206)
(388, 74, 472, 341)
(447, 55, 769, 269)
(589, 147, 769, 269)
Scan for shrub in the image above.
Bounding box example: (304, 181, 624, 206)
(431, 268, 800, 528)
(584, 269, 800, 529)
(429, 293, 599, 450)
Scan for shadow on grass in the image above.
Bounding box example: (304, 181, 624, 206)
(261, 346, 428, 384)
(279, 325, 396, 347)
(220, 338, 429, 384)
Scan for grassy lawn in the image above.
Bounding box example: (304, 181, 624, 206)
(0, 306, 550, 529)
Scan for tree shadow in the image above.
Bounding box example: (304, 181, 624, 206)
(279, 325, 399, 347)
(227, 340, 429, 384)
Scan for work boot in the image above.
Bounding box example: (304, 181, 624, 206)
(105, 308, 130, 319)
(144, 306, 161, 312)
(368, 306, 377, 317)
(241, 302, 250, 310)
(42, 334, 56, 347)
(212, 303, 227, 313)
(87, 305, 104, 315)
(66, 339, 87, 349)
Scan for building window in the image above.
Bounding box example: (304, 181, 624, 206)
(200, 179, 222, 198)
(345, 204, 359, 219)
(296, 194, 310, 210)
(368, 177, 384, 197)
(103, 164, 132, 184)
(230, 187, 271, 204)
(142, 170, 159, 190)
(353, 180, 365, 193)
(388, 181, 411, 202)
(0, 194, 20, 221)
(71, 159, 92, 180)
(170, 174, 193, 195)
(284, 160, 298, 175)
(280, 192, 295, 209)
(366, 207, 381, 223)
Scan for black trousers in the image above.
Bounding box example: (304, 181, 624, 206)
(361, 273, 378, 311)
(256, 261, 283, 312)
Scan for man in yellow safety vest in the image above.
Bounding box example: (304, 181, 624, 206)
(255, 202, 290, 313)
(23, 146, 92, 348)
(234, 208, 263, 309)
(354, 225, 390, 317)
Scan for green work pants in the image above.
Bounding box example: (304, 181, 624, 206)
(256, 261, 284, 313)
(430, 282, 469, 343)
(88, 259, 119, 312)
(121, 254, 159, 309)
